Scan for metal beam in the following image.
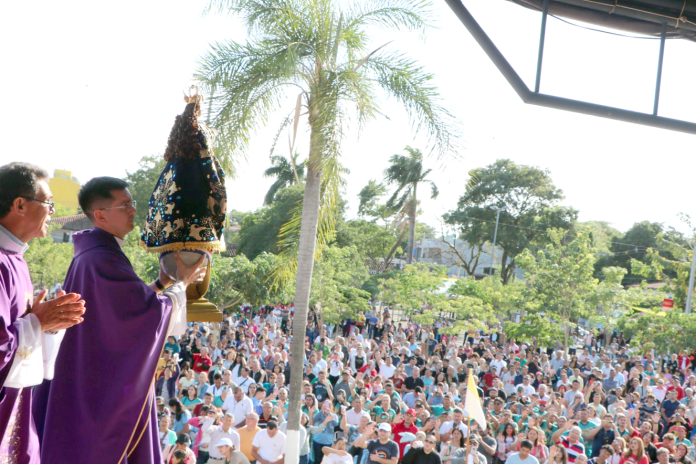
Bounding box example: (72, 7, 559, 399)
(444, 0, 696, 135)
(653, 22, 667, 116)
(535, 0, 551, 93)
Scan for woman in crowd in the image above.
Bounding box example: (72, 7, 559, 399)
(182, 385, 202, 412)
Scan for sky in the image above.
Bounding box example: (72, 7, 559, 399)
(1, 0, 694, 237)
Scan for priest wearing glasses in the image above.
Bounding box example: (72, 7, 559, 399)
(35, 176, 205, 464)
(0, 162, 86, 464)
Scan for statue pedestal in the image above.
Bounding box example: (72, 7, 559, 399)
(161, 251, 223, 323)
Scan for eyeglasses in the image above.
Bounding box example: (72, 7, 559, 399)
(19, 196, 55, 211)
(96, 200, 137, 211)
(426, 440, 437, 444)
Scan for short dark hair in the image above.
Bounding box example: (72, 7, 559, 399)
(173, 450, 187, 459)
(520, 439, 533, 450)
(78, 177, 128, 219)
(175, 433, 191, 445)
(267, 420, 278, 430)
(0, 163, 49, 218)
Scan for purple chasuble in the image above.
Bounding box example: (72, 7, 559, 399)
(36, 228, 173, 464)
(0, 245, 40, 464)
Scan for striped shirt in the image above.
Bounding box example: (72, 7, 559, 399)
(559, 437, 586, 463)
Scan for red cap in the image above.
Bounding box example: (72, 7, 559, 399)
(406, 408, 416, 416)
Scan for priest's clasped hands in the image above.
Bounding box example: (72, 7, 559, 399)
(31, 289, 86, 333)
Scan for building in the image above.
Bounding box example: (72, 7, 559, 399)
(413, 236, 523, 280)
(48, 214, 92, 243)
(49, 170, 81, 212)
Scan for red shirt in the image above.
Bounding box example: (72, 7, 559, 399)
(192, 353, 212, 373)
(392, 421, 419, 458)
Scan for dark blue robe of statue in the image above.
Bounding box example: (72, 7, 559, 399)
(35, 228, 174, 463)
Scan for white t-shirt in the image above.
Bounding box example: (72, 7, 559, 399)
(222, 395, 254, 424)
(252, 429, 287, 461)
(323, 452, 354, 464)
(438, 420, 468, 438)
(379, 362, 396, 379)
(490, 359, 507, 376)
(345, 408, 370, 426)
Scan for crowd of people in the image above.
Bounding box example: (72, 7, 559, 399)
(151, 304, 696, 464)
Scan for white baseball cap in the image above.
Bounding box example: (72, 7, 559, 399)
(378, 423, 392, 433)
(216, 438, 234, 448)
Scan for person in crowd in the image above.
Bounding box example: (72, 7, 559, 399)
(162, 433, 197, 464)
(251, 420, 286, 464)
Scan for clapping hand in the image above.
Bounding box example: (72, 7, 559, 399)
(31, 289, 85, 333)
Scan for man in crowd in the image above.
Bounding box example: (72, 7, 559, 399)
(251, 420, 286, 464)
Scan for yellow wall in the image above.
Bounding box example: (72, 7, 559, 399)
(49, 170, 80, 212)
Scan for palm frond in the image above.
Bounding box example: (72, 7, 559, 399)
(362, 51, 461, 157)
(344, 0, 435, 36)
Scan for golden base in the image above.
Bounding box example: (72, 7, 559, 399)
(187, 298, 223, 322)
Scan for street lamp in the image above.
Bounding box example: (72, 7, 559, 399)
(489, 205, 507, 276)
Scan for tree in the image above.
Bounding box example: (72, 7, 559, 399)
(516, 229, 598, 351)
(263, 153, 306, 205)
(596, 221, 674, 286)
(24, 229, 74, 290)
(631, 218, 695, 311)
(197, 2, 457, 461)
(124, 155, 167, 228)
(384, 146, 439, 265)
(449, 276, 524, 320)
(380, 263, 496, 341)
(335, 219, 400, 263)
(444, 159, 577, 284)
(310, 245, 371, 324)
(237, 184, 304, 259)
(208, 252, 294, 312)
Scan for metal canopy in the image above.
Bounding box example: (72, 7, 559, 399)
(445, 0, 696, 135)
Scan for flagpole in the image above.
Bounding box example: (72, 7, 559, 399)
(465, 368, 473, 464)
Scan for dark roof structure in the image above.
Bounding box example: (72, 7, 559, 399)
(508, 0, 696, 41)
(49, 214, 92, 231)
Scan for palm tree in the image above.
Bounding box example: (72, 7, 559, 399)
(384, 146, 439, 264)
(263, 153, 306, 205)
(197, 2, 457, 462)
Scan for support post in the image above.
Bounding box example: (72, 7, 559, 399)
(686, 242, 696, 314)
(653, 23, 667, 116)
(535, 0, 551, 93)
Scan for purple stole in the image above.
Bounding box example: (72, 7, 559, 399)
(0, 248, 40, 463)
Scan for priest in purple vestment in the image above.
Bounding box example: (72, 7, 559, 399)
(36, 177, 204, 464)
(0, 162, 86, 464)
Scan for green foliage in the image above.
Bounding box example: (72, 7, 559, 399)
(124, 155, 167, 228)
(379, 263, 496, 334)
(444, 159, 577, 284)
(24, 227, 74, 288)
(631, 219, 694, 311)
(122, 226, 160, 282)
(516, 229, 598, 350)
(208, 252, 294, 311)
(504, 313, 563, 347)
(449, 276, 524, 319)
(310, 245, 371, 324)
(263, 154, 306, 205)
(237, 185, 304, 260)
(595, 221, 679, 286)
(335, 220, 400, 262)
(358, 180, 393, 220)
(617, 311, 696, 355)
(52, 205, 77, 218)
